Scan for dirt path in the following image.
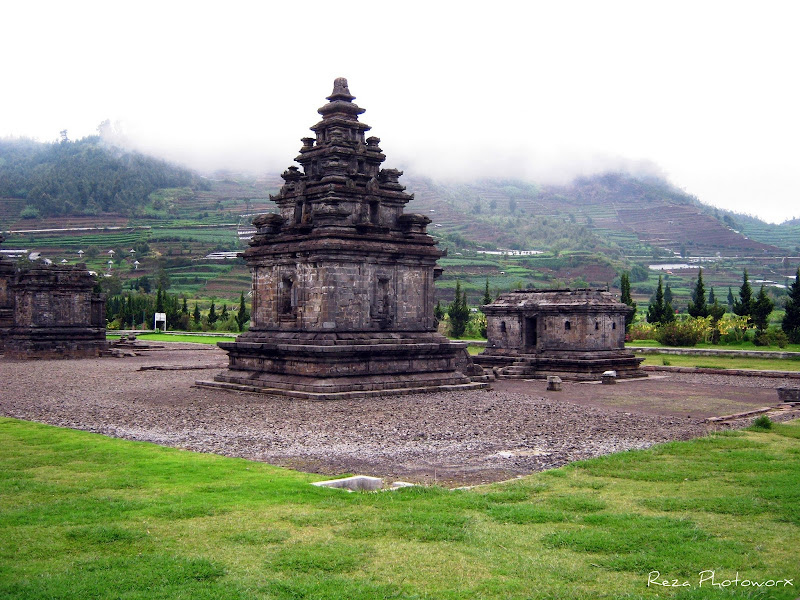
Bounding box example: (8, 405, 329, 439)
(1, 344, 797, 486)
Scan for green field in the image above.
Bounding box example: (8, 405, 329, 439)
(1, 417, 798, 599)
(107, 333, 237, 344)
(639, 353, 800, 372)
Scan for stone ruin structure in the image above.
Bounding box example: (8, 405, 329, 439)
(0, 234, 108, 359)
(475, 288, 645, 380)
(199, 78, 487, 400)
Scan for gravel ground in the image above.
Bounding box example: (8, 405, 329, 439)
(1, 344, 798, 486)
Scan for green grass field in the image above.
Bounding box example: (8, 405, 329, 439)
(630, 339, 800, 353)
(107, 333, 237, 344)
(639, 353, 800, 372)
(1, 417, 798, 599)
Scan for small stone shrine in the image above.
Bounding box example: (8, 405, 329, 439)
(200, 78, 487, 400)
(0, 234, 108, 358)
(475, 288, 645, 380)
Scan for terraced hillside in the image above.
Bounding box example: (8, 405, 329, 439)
(4, 146, 798, 313)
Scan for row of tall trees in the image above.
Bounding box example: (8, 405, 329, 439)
(643, 269, 779, 332)
(630, 267, 800, 347)
(106, 288, 250, 332)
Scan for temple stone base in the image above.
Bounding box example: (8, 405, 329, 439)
(475, 350, 645, 381)
(197, 332, 489, 400)
(3, 326, 108, 359)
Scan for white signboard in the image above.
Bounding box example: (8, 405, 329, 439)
(154, 312, 167, 332)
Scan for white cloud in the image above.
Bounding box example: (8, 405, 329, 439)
(2, 0, 798, 223)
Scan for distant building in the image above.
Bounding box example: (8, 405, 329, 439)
(0, 235, 107, 359)
(476, 288, 645, 380)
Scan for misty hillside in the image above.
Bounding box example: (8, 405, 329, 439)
(0, 137, 204, 220)
(1, 137, 798, 308)
(406, 173, 797, 258)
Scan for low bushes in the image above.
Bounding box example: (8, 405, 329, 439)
(630, 314, 789, 348)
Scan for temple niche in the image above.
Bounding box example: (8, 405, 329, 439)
(200, 78, 487, 400)
(475, 289, 646, 380)
(0, 235, 108, 359)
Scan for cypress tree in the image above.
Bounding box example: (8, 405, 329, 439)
(207, 301, 218, 325)
(647, 276, 665, 324)
(727, 287, 735, 309)
(220, 304, 229, 322)
(620, 272, 636, 330)
(155, 287, 164, 313)
(647, 275, 674, 324)
(708, 287, 716, 305)
(782, 268, 800, 342)
(181, 296, 189, 315)
(193, 302, 201, 324)
(733, 270, 754, 320)
(664, 283, 673, 307)
(482, 278, 493, 307)
(752, 285, 774, 332)
(448, 280, 470, 338)
(236, 291, 250, 332)
(687, 268, 708, 318)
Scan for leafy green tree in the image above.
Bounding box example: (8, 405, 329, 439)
(733, 270, 754, 320)
(782, 268, 800, 342)
(207, 301, 218, 325)
(448, 280, 470, 338)
(156, 267, 171, 291)
(752, 286, 774, 332)
(630, 264, 649, 282)
(235, 291, 250, 332)
(687, 268, 708, 318)
(620, 272, 637, 330)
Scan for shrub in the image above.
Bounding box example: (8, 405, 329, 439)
(20, 205, 40, 219)
(717, 314, 753, 343)
(655, 319, 705, 347)
(464, 312, 487, 339)
(751, 415, 773, 430)
(628, 322, 658, 341)
(754, 329, 788, 348)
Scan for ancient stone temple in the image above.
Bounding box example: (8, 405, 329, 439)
(475, 288, 645, 380)
(200, 78, 486, 400)
(0, 235, 108, 359)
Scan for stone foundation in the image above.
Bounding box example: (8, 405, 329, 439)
(475, 350, 645, 381)
(199, 332, 486, 400)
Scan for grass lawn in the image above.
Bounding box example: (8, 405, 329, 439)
(107, 333, 237, 344)
(629, 339, 800, 353)
(639, 353, 800, 372)
(1, 417, 798, 599)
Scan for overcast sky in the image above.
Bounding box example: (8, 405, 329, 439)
(2, 1, 798, 223)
